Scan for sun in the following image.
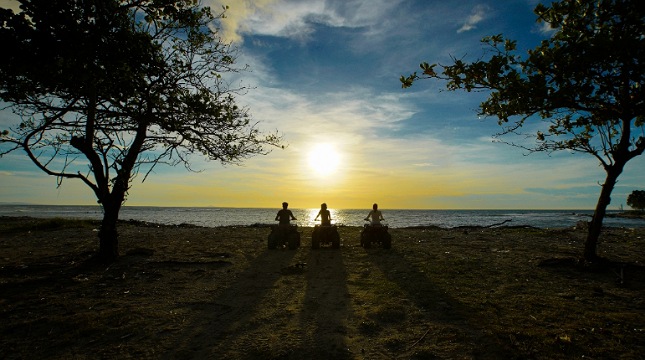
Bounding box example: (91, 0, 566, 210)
(308, 143, 341, 176)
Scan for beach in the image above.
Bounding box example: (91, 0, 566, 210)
(1, 216, 644, 359)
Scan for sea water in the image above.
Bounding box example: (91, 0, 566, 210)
(1, 205, 645, 229)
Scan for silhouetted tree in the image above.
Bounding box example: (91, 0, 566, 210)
(627, 190, 645, 211)
(401, 0, 644, 263)
(0, 0, 282, 262)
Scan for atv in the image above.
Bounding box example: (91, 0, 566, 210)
(311, 224, 341, 249)
(360, 223, 392, 249)
(268, 224, 301, 250)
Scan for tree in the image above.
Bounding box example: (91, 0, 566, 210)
(0, 0, 282, 262)
(401, 0, 644, 263)
(627, 190, 645, 211)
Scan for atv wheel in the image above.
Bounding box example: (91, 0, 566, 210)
(332, 231, 340, 249)
(288, 232, 300, 250)
(382, 232, 392, 249)
(312, 231, 321, 249)
(360, 231, 366, 247)
(268, 233, 277, 250)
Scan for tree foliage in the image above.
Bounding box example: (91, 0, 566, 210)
(401, 0, 644, 262)
(0, 0, 282, 261)
(627, 190, 645, 211)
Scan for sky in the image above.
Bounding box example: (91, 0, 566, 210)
(0, 0, 643, 210)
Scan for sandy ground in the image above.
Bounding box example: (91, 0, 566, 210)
(1, 216, 644, 359)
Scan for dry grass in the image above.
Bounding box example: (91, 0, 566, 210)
(1, 217, 644, 359)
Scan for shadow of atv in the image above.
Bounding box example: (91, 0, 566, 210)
(268, 224, 301, 250)
(360, 224, 392, 249)
(311, 224, 341, 249)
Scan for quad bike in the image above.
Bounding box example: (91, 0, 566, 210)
(268, 224, 301, 250)
(360, 222, 392, 249)
(311, 224, 341, 249)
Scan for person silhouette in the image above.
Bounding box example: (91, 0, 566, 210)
(275, 202, 296, 226)
(365, 203, 384, 225)
(314, 203, 331, 226)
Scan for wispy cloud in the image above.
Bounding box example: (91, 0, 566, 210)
(208, 0, 405, 43)
(457, 4, 489, 33)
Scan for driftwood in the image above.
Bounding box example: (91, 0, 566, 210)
(484, 219, 512, 228)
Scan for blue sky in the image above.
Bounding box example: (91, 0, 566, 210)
(0, 0, 643, 209)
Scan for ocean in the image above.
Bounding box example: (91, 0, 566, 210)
(1, 205, 645, 229)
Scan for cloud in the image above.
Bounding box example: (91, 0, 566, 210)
(536, 19, 557, 35)
(207, 0, 279, 43)
(207, 0, 405, 43)
(227, 40, 587, 199)
(207, 0, 337, 43)
(0, 0, 21, 13)
(457, 5, 488, 33)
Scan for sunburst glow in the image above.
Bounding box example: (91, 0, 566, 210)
(308, 143, 341, 176)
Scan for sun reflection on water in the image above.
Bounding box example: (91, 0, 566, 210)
(304, 208, 347, 227)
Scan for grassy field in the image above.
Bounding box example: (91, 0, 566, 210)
(1, 216, 644, 359)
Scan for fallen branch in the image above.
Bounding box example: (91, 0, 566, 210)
(405, 327, 431, 352)
(485, 219, 512, 228)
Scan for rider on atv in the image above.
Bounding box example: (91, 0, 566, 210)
(361, 203, 391, 249)
(364, 203, 385, 226)
(269, 202, 300, 250)
(314, 203, 332, 226)
(276, 202, 297, 226)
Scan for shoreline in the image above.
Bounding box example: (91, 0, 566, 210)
(4, 214, 645, 231)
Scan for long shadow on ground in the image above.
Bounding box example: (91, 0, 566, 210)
(298, 247, 352, 359)
(163, 248, 298, 359)
(365, 246, 517, 359)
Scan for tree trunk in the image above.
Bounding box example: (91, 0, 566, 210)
(98, 204, 120, 263)
(584, 166, 623, 263)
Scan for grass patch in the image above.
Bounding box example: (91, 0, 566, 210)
(0, 217, 98, 233)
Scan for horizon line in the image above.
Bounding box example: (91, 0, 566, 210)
(0, 203, 610, 211)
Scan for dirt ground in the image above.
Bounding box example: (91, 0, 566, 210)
(1, 216, 644, 359)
